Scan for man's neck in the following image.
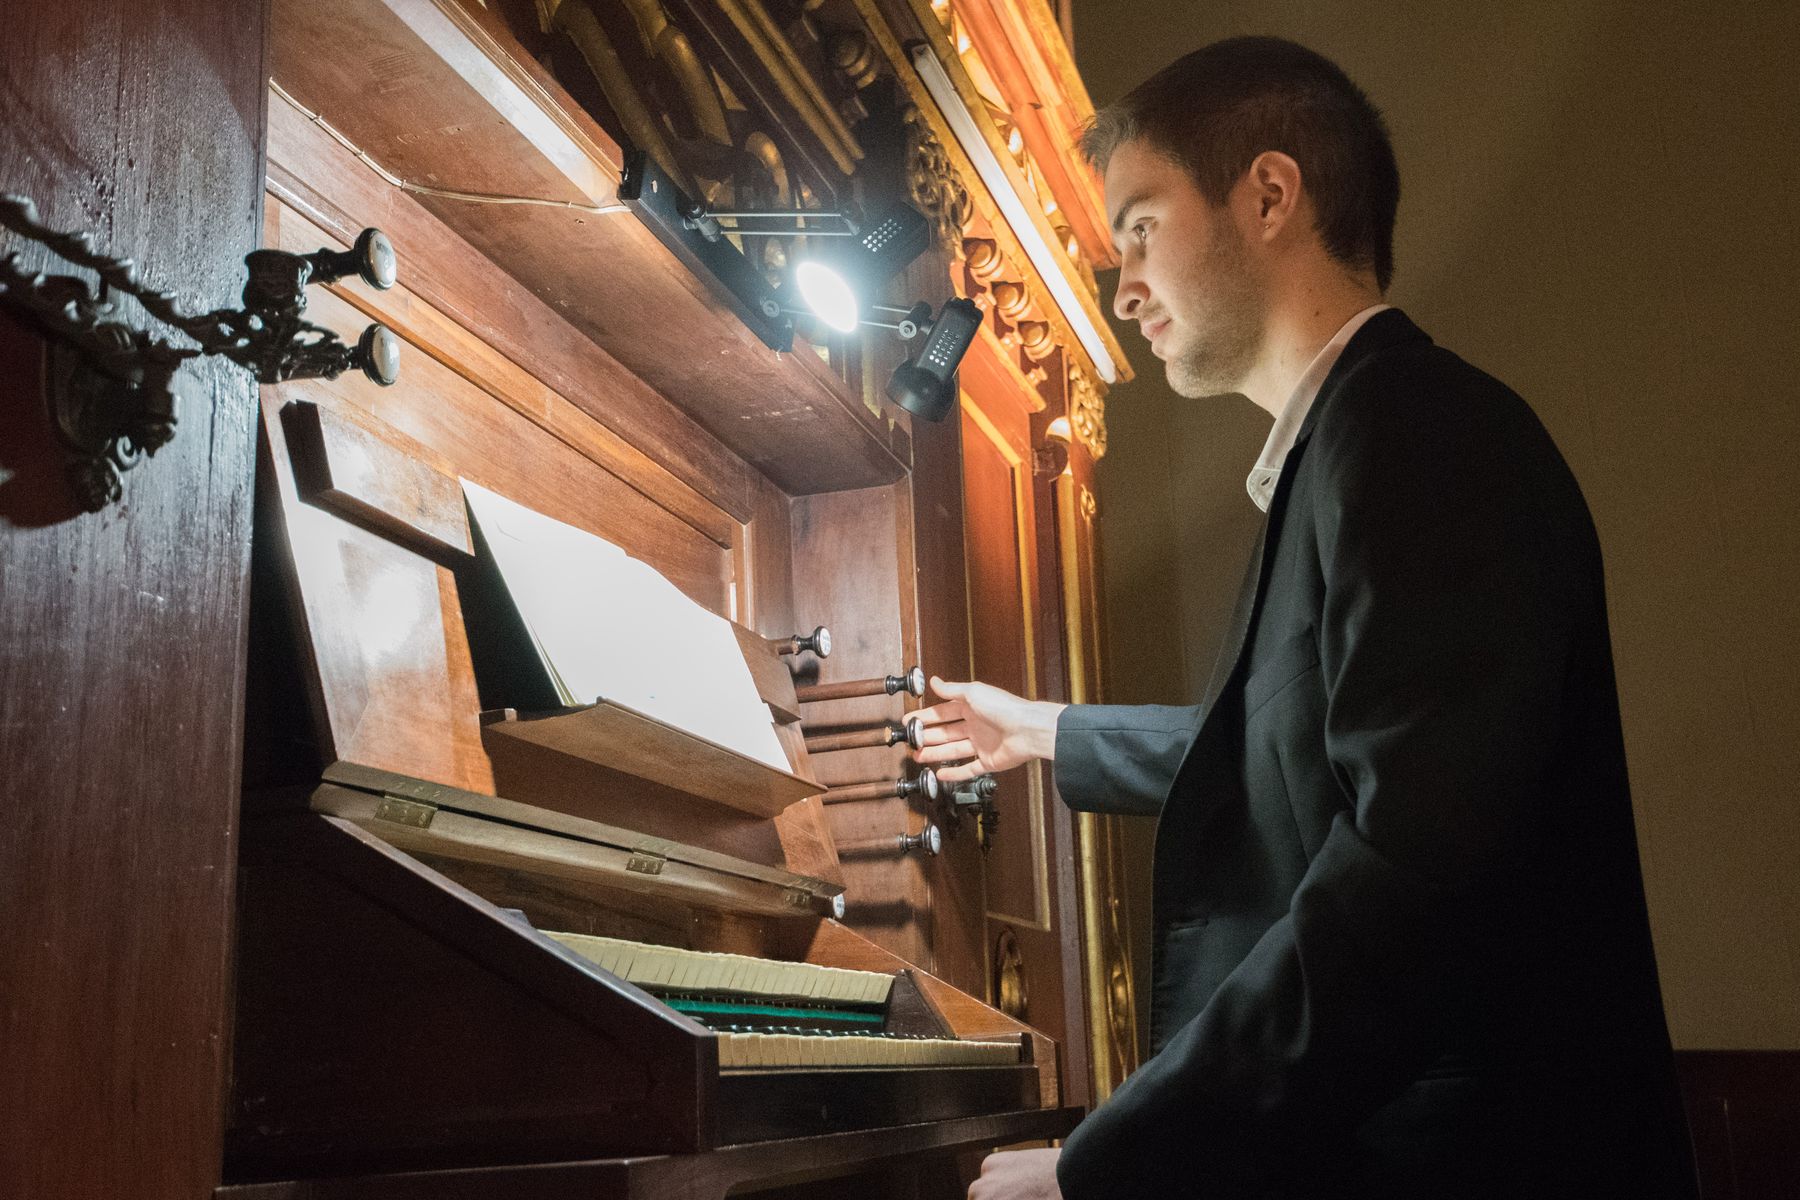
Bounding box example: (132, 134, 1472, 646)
(1240, 275, 1385, 418)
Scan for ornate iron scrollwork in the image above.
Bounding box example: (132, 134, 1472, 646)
(0, 194, 401, 511)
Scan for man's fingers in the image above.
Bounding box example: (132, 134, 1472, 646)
(928, 675, 971, 701)
(914, 738, 974, 765)
(912, 720, 968, 747)
(933, 759, 984, 785)
(910, 699, 966, 728)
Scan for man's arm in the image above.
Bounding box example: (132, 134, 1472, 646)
(912, 680, 1198, 818)
(1057, 356, 1584, 1198)
(1053, 704, 1201, 816)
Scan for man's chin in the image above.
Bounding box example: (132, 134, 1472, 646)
(1165, 361, 1241, 400)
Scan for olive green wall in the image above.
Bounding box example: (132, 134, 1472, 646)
(1072, 0, 1800, 1049)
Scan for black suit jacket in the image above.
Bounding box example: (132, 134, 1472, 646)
(1052, 311, 1695, 1199)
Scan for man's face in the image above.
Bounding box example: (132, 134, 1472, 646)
(1106, 139, 1267, 398)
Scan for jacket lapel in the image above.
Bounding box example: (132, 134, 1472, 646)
(1193, 309, 1431, 725)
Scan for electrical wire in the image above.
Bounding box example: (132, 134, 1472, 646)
(269, 79, 630, 216)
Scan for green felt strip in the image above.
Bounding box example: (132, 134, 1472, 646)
(663, 998, 883, 1024)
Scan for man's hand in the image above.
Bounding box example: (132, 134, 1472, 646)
(968, 1147, 1062, 1200)
(911, 677, 1067, 785)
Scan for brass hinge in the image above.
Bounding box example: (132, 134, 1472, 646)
(373, 796, 437, 829)
(626, 849, 668, 876)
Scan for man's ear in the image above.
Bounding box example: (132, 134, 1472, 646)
(1244, 150, 1303, 243)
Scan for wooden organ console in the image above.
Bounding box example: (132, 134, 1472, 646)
(227, 0, 1133, 1196)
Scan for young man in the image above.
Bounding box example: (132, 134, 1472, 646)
(917, 36, 1696, 1200)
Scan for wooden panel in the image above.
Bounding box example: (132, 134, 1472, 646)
(960, 403, 1046, 929)
(742, 473, 797, 636)
(906, 363, 987, 1004)
(260, 286, 731, 616)
(262, 394, 491, 791)
(266, 0, 909, 495)
(216, 1106, 1083, 1200)
(791, 486, 929, 961)
(265, 197, 734, 608)
(481, 701, 822, 818)
(0, 3, 266, 1198)
(264, 91, 754, 537)
(228, 814, 713, 1179)
(284, 401, 473, 561)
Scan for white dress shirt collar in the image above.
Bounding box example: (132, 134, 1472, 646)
(1246, 304, 1392, 512)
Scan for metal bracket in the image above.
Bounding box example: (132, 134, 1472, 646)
(0, 194, 403, 511)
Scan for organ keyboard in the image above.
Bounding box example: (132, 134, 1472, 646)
(545, 932, 1024, 1069)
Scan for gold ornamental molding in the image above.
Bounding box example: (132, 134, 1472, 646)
(901, 103, 972, 251)
(1068, 364, 1106, 460)
(844, 0, 1129, 391)
(1053, 469, 1140, 1100)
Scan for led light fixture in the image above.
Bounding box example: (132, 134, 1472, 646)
(777, 203, 933, 333)
(616, 151, 974, 418)
(909, 42, 1120, 384)
(886, 297, 981, 422)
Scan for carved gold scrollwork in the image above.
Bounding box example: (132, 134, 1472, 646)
(903, 104, 971, 251)
(1068, 365, 1107, 459)
(827, 29, 880, 91)
(994, 926, 1028, 1019)
(1104, 891, 1136, 1073)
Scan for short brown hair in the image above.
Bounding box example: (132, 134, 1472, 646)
(1081, 37, 1400, 291)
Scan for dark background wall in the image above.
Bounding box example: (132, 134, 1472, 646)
(1071, 0, 1800, 1050)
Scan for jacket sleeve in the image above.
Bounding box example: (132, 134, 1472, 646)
(1052, 703, 1201, 816)
(1057, 353, 1584, 1198)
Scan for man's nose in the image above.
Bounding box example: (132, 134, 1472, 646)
(1113, 266, 1144, 322)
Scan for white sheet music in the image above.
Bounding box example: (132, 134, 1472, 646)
(463, 480, 791, 773)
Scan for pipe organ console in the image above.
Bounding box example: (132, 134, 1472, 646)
(220, 0, 1128, 1196)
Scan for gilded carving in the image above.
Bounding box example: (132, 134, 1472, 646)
(902, 104, 972, 251)
(994, 926, 1028, 1019)
(1079, 485, 1097, 523)
(1068, 366, 1107, 459)
(827, 29, 880, 91)
(990, 280, 1029, 321)
(1017, 320, 1054, 362)
(962, 237, 1002, 281)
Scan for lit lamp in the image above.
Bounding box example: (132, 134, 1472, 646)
(779, 203, 933, 333)
(617, 151, 977, 421)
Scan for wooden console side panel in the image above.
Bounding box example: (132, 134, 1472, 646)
(228, 814, 715, 1181)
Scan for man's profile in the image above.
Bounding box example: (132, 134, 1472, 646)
(919, 36, 1696, 1200)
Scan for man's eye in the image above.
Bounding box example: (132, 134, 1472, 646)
(1132, 223, 1149, 245)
